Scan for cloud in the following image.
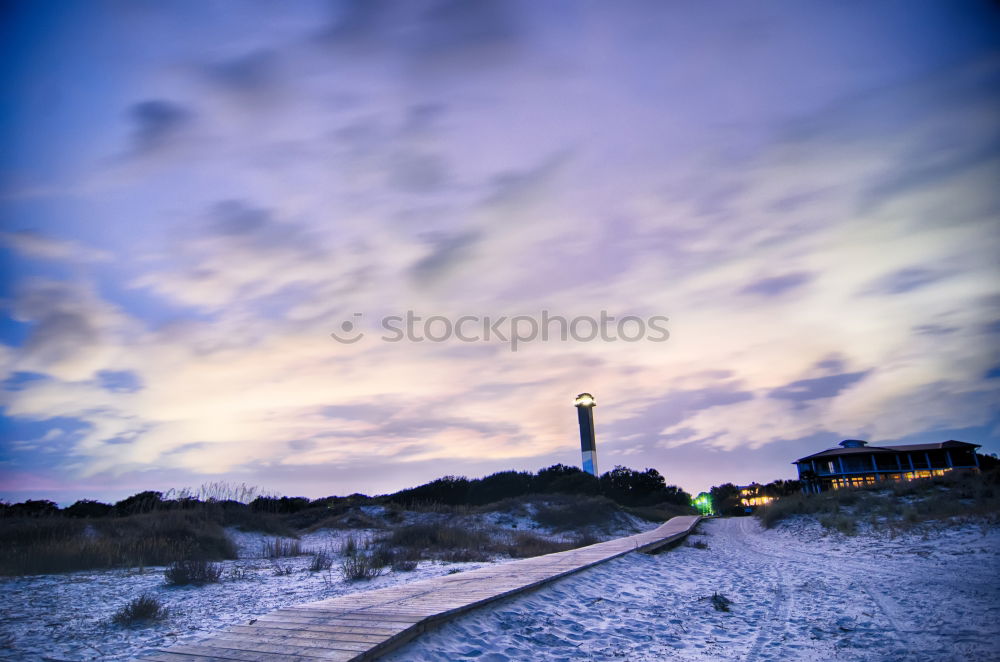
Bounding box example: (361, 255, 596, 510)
(5, 280, 129, 381)
(388, 150, 450, 193)
(131, 199, 346, 312)
(202, 50, 279, 97)
(3, 1, 1000, 500)
(608, 385, 756, 446)
(769, 371, 871, 403)
(96, 370, 143, 393)
(410, 231, 479, 284)
(864, 267, 955, 295)
(741, 272, 812, 297)
(317, 0, 522, 68)
(127, 100, 194, 155)
(0, 231, 111, 263)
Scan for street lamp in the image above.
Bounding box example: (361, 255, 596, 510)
(574, 392, 598, 476)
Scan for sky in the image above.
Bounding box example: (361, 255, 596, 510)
(1, 0, 999, 506)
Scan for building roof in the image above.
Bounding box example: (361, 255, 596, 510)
(793, 440, 980, 464)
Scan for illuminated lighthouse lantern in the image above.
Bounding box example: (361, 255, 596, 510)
(574, 392, 598, 476)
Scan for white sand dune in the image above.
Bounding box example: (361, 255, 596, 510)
(0, 511, 653, 661)
(2, 517, 996, 661)
(382, 517, 1000, 662)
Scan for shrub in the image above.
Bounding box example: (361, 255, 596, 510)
(218, 508, 293, 536)
(112, 594, 168, 626)
(711, 592, 732, 612)
(164, 559, 223, 586)
(830, 515, 857, 536)
(386, 476, 472, 507)
(600, 466, 691, 507)
(0, 510, 237, 576)
(572, 532, 601, 547)
(271, 562, 294, 576)
(391, 558, 418, 572)
(4, 500, 60, 517)
(261, 537, 301, 558)
(308, 550, 333, 572)
(64, 500, 113, 518)
(625, 503, 697, 522)
(114, 491, 164, 516)
(757, 470, 1000, 532)
(372, 519, 605, 564)
(340, 551, 385, 581)
(226, 565, 253, 580)
(376, 523, 494, 561)
(503, 532, 574, 558)
(339, 536, 358, 557)
(533, 495, 618, 531)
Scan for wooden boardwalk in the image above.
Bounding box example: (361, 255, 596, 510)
(138, 515, 701, 662)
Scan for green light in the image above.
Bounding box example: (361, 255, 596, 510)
(692, 492, 713, 515)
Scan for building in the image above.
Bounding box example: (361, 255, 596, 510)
(737, 483, 774, 511)
(794, 439, 981, 493)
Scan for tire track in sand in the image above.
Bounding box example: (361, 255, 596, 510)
(728, 518, 792, 662)
(730, 516, 933, 658)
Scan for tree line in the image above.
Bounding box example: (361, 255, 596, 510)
(0, 464, 693, 518)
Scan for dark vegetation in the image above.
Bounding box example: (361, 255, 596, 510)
(308, 549, 334, 572)
(164, 559, 223, 586)
(711, 592, 732, 612)
(0, 464, 693, 576)
(707, 479, 803, 517)
(261, 537, 301, 558)
(756, 468, 999, 533)
(0, 510, 237, 576)
(111, 594, 168, 626)
(386, 464, 691, 508)
(331, 520, 601, 580)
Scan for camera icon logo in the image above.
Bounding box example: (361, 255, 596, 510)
(330, 313, 364, 344)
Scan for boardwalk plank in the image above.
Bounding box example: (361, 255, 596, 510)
(230, 622, 404, 637)
(166, 644, 346, 662)
(225, 625, 390, 645)
(203, 633, 372, 653)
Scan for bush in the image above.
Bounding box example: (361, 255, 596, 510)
(339, 536, 359, 557)
(600, 466, 691, 507)
(164, 559, 223, 586)
(226, 565, 253, 580)
(533, 495, 619, 531)
(625, 502, 697, 522)
(502, 531, 575, 558)
(711, 592, 732, 612)
(377, 523, 494, 562)
(756, 470, 1000, 532)
(0, 510, 237, 576)
(271, 562, 294, 576)
(308, 550, 333, 572)
(64, 500, 113, 518)
(340, 551, 385, 581)
(391, 558, 418, 572)
(261, 537, 301, 558)
(372, 518, 607, 564)
(112, 594, 168, 626)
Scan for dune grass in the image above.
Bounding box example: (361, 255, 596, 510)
(112, 594, 168, 626)
(757, 470, 999, 533)
(0, 510, 238, 576)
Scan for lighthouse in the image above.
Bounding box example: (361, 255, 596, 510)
(574, 392, 598, 476)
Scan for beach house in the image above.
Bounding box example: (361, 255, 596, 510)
(794, 439, 981, 493)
